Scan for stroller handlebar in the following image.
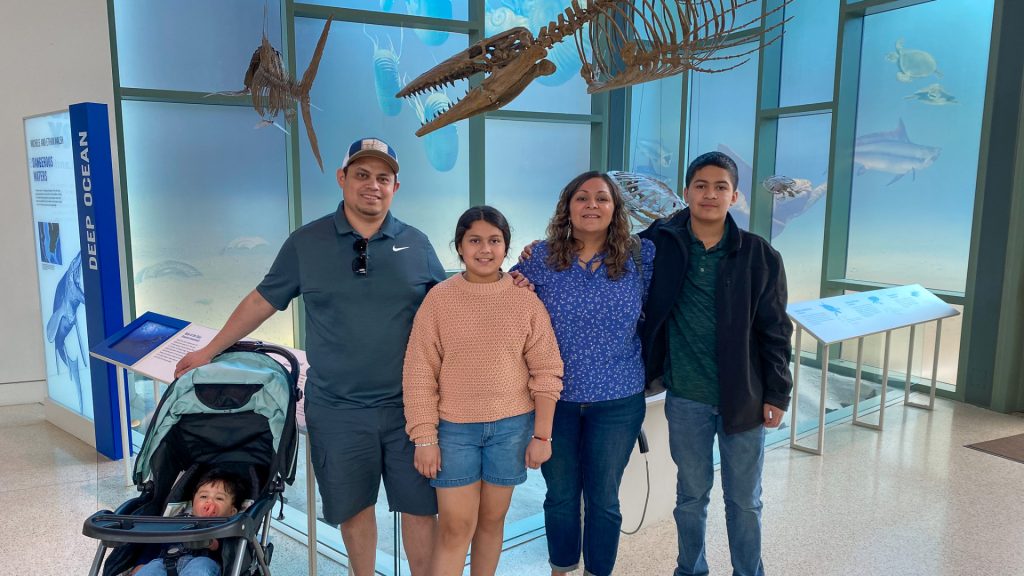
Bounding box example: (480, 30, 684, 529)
(83, 511, 258, 546)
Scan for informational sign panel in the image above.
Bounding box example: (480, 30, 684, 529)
(786, 284, 960, 344)
(91, 312, 310, 431)
(69, 103, 127, 460)
(24, 111, 94, 418)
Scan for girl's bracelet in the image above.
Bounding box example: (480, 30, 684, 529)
(532, 435, 553, 443)
(414, 441, 438, 447)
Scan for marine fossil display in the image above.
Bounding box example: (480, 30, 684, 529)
(398, 0, 791, 136)
(224, 16, 333, 171)
(608, 170, 685, 228)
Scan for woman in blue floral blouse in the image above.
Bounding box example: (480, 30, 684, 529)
(512, 170, 654, 576)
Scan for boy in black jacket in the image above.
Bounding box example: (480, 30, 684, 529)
(640, 151, 793, 576)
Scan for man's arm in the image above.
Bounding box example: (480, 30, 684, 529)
(173, 290, 278, 378)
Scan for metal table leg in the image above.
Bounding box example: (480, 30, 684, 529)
(906, 319, 941, 410)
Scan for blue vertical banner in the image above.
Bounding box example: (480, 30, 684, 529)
(70, 102, 126, 460)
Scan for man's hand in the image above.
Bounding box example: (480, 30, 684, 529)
(525, 438, 552, 469)
(509, 271, 535, 291)
(414, 444, 441, 479)
(763, 403, 785, 428)
(174, 348, 215, 380)
(518, 240, 540, 263)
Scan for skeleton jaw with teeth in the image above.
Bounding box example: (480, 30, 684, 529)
(396, 27, 555, 137)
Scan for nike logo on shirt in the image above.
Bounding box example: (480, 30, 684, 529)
(392, 245, 410, 252)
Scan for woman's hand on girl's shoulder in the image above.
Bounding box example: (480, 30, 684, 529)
(518, 240, 541, 263)
(509, 271, 535, 291)
(525, 438, 552, 469)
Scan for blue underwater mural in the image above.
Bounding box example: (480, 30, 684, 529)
(407, 90, 459, 172)
(365, 27, 405, 116)
(408, 0, 453, 45)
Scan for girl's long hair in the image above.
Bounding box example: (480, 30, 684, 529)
(545, 171, 633, 280)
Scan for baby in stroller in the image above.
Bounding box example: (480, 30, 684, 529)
(84, 342, 301, 576)
(131, 468, 249, 576)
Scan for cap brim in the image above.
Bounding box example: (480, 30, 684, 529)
(345, 150, 400, 174)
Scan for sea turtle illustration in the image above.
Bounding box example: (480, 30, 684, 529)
(886, 39, 942, 83)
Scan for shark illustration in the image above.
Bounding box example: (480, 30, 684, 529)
(854, 119, 941, 185)
(46, 251, 87, 412)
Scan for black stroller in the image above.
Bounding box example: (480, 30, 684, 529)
(83, 342, 301, 576)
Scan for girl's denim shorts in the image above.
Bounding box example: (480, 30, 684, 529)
(432, 411, 535, 488)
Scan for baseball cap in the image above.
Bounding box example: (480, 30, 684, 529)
(342, 137, 400, 174)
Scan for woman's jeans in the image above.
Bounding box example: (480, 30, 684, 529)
(542, 393, 646, 576)
(665, 393, 766, 576)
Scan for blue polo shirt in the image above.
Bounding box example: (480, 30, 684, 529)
(257, 203, 446, 409)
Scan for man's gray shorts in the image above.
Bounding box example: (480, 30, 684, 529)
(304, 402, 437, 526)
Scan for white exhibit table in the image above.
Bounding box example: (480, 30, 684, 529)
(786, 284, 960, 455)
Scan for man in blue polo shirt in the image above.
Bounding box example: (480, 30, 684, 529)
(175, 137, 446, 576)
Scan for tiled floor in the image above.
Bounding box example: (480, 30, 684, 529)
(2, 396, 1023, 575)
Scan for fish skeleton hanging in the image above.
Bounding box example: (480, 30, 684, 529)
(235, 16, 333, 171)
(398, 0, 791, 136)
(607, 170, 685, 228)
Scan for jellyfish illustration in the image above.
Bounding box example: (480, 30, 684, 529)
(407, 88, 459, 172)
(365, 26, 404, 117)
(526, 0, 590, 87)
(407, 0, 452, 45)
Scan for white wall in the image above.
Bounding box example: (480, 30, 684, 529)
(0, 0, 119, 405)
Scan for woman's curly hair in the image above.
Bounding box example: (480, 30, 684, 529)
(545, 171, 634, 280)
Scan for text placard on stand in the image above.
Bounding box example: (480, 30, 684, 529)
(786, 284, 959, 455)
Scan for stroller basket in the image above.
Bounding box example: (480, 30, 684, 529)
(83, 341, 301, 576)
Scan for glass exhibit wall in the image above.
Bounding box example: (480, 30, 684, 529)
(770, 113, 832, 323)
(485, 119, 594, 261)
(120, 102, 293, 347)
(294, 17, 471, 271)
(685, 46, 760, 230)
(846, 0, 993, 294)
(111, 0, 603, 572)
(626, 0, 996, 438)
(628, 76, 683, 190)
(836, 0, 994, 390)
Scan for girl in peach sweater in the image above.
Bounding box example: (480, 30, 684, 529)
(403, 206, 563, 576)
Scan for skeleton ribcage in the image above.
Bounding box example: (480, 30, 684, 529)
(533, 0, 788, 93)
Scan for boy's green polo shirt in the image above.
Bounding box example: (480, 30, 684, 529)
(257, 203, 446, 409)
(666, 221, 730, 406)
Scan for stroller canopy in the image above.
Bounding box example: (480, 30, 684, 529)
(133, 345, 299, 489)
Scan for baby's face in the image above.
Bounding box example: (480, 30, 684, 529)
(192, 481, 237, 517)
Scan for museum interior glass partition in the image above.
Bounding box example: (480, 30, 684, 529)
(110, 0, 600, 573)
(110, 0, 996, 572)
(627, 0, 994, 449)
